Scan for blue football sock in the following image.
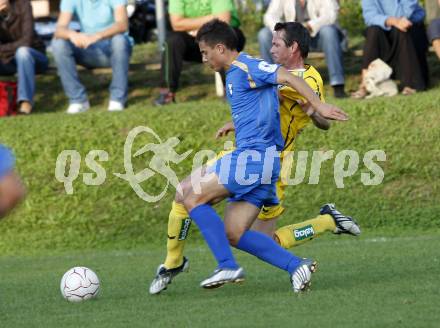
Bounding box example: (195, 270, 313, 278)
(189, 204, 239, 270)
(236, 230, 301, 274)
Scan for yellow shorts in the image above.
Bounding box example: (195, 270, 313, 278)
(257, 177, 286, 221)
(208, 148, 287, 221)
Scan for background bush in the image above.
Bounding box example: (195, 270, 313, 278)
(339, 0, 365, 38)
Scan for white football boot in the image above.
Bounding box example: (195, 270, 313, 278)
(291, 258, 318, 293)
(149, 257, 189, 295)
(320, 203, 361, 236)
(200, 267, 245, 289)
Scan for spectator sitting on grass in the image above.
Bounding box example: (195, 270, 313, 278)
(154, 0, 246, 106)
(52, 0, 132, 114)
(352, 0, 429, 98)
(0, 0, 48, 115)
(258, 0, 348, 98)
(427, 0, 440, 59)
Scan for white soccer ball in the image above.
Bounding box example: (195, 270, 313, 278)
(60, 267, 100, 302)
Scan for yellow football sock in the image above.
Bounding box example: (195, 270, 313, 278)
(163, 201, 191, 269)
(274, 214, 336, 249)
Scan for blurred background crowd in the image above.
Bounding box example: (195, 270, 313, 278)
(0, 0, 439, 116)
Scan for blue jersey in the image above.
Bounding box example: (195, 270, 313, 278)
(226, 53, 284, 151)
(0, 144, 15, 179)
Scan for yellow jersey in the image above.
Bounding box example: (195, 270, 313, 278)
(278, 64, 325, 154)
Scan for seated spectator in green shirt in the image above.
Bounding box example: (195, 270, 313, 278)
(155, 0, 245, 106)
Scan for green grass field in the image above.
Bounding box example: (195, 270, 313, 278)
(1, 232, 439, 327)
(1, 42, 440, 326)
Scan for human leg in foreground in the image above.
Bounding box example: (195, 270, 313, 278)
(0, 145, 26, 219)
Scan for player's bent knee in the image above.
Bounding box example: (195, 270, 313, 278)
(182, 192, 203, 212)
(226, 226, 246, 246)
(226, 231, 241, 246)
(181, 180, 214, 211)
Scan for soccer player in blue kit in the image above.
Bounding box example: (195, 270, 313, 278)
(178, 20, 348, 293)
(0, 144, 25, 219)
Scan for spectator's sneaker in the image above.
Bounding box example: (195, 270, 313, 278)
(200, 267, 245, 289)
(108, 100, 124, 112)
(154, 91, 175, 106)
(320, 203, 361, 236)
(149, 257, 189, 295)
(66, 101, 90, 114)
(290, 258, 317, 293)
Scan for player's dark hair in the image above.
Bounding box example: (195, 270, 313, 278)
(274, 22, 310, 59)
(196, 19, 238, 51)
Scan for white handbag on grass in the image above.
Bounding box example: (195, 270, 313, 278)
(364, 58, 398, 99)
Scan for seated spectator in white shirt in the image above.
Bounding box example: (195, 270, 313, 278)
(258, 0, 347, 98)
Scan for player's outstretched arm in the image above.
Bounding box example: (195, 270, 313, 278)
(276, 67, 348, 121)
(298, 100, 330, 130)
(215, 121, 235, 139)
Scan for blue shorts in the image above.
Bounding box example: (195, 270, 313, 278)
(207, 147, 280, 208)
(0, 145, 15, 179)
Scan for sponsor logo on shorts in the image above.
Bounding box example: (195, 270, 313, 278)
(178, 218, 192, 240)
(293, 225, 315, 241)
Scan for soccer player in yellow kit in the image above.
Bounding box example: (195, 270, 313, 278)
(149, 22, 360, 294)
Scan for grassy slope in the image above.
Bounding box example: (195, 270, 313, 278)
(0, 44, 440, 253)
(0, 35, 439, 328)
(1, 232, 439, 327)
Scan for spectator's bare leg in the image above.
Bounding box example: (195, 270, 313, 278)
(18, 101, 32, 114)
(351, 69, 368, 99)
(433, 39, 440, 60)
